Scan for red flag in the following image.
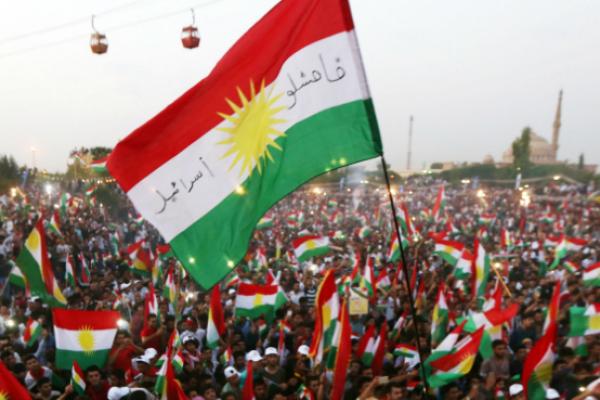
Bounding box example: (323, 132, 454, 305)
(331, 299, 351, 400)
(242, 360, 255, 400)
(371, 322, 388, 375)
(522, 322, 557, 400)
(356, 325, 375, 359)
(0, 360, 31, 399)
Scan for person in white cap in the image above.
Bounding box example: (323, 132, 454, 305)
(546, 388, 560, 399)
(107, 386, 157, 400)
(221, 366, 241, 399)
(262, 347, 285, 390)
(297, 344, 310, 357)
(509, 383, 524, 400)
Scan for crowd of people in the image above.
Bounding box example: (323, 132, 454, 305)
(0, 174, 599, 400)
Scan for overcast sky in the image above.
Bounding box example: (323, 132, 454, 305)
(1, 0, 599, 173)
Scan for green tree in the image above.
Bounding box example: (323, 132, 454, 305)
(512, 127, 531, 174)
(0, 155, 21, 193)
(578, 153, 585, 170)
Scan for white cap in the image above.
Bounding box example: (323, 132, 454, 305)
(509, 384, 523, 396)
(224, 366, 239, 379)
(546, 388, 560, 399)
(297, 344, 310, 356)
(133, 348, 157, 367)
(246, 349, 263, 362)
(107, 387, 130, 400)
(265, 347, 278, 356)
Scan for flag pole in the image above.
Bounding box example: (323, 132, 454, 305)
(379, 155, 430, 393)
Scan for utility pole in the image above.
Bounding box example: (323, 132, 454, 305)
(406, 115, 413, 171)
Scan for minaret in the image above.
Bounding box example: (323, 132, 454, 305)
(406, 115, 413, 171)
(551, 89, 562, 162)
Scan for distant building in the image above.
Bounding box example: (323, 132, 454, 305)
(502, 90, 562, 165)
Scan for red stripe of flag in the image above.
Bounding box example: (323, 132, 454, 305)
(237, 282, 279, 296)
(52, 309, 120, 330)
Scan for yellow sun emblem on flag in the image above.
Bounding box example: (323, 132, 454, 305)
(77, 326, 95, 354)
(0, 390, 9, 400)
(253, 293, 264, 307)
(217, 79, 286, 177)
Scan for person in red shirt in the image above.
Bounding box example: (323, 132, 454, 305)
(140, 314, 164, 352)
(84, 365, 111, 400)
(124, 349, 158, 384)
(108, 331, 144, 373)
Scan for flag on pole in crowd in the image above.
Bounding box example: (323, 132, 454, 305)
(432, 185, 446, 222)
(371, 322, 387, 375)
(398, 202, 414, 237)
(471, 240, 491, 300)
(256, 216, 274, 230)
(234, 283, 287, 321)
(297, 384, 315, 400)
(565, 237, 587, 252)
(126, 240, 152, 277)
(23, 317, 42, 348)
(155, 330, 187, 400)
(431, 283, 449, 345)
(70, 360, 86, 395)
(0, 359, 32, 400)
(387, 231, 406, 262)
(331, 299, 351, 400)
(500, 228, 512, 249)
(453, 249, 473, 280)
(549, 237, 568, 269)
(391, 312, 407, 339)
(65, 255, 76, 288)
(8, 260, 26, 288)
(309, 270, 339, 365)
(433, 239, 464, 266)
(144, 283, 160, 329)
(583, 263, 600, 287)
(78, 254, 91, 286)
(522, 322, 557, 400)
(563, 260, 579, 274)
(425, 320, 467, 367)
(46, 211, 62, 236)
(376, 267, 392, 291)
(427, 327, 484, 388)
(459, 303, 519, 359)
(89, 156, 108, 173)
(569, 304, 600, 337)
(16, 218, 66, 307)
(293, 235, 330, 262)
(53, 308, 120, 370)
(106, 0, 383, 290)
(163, 267, 177, 305)
(207, 286, 226, 349)
(357, 325, 377, 366)
(543, 281, 561, 332)
(242, 360, 255, 400)
(361, 257, 376, 298)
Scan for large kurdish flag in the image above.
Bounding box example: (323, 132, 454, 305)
(106, 0, 381, 290)
(53, 309, 120, 370)
(235, 283, 287, 320)
(16, 219, 66, 307)
(293, 235, 331, 262)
